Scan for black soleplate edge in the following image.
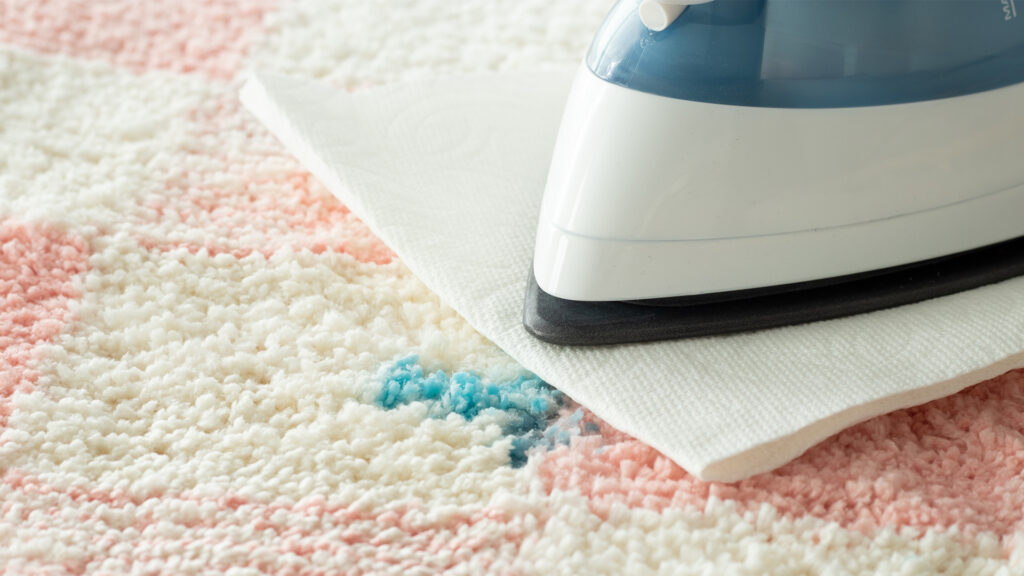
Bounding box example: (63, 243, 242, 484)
(523, 235, 1024, 346)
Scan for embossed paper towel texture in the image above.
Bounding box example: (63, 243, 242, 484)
(240, 70, 1024, 481)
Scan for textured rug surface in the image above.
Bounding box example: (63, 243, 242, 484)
(2, 1, 1024, 574)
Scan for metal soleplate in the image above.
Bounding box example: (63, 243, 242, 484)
(523, 235, 1024, 346)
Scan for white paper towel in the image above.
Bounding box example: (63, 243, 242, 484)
(240, 69, 1024, 482)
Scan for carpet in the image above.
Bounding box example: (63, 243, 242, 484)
(2, 1, 1023, 574)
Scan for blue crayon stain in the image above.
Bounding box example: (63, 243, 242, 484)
(377, 356, 567, 467)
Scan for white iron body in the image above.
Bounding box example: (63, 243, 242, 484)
(534, 65, 1024, 302)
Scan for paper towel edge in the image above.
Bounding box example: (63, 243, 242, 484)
(693, 350, 1024, 482)
(239, 73, 369, 220)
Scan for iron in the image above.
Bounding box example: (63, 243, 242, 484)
(525, 0, 1024, 345)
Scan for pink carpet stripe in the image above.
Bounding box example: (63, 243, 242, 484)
(0, 0, 276, 80)
(539, 369, 1024, 538)
(1, 471, 527, 575)
(137, 97, 395, 263)
(0, 220, 89, 427)
(145, 173, 394, 264)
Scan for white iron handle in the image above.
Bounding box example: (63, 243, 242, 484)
(638, 0, 715, 31)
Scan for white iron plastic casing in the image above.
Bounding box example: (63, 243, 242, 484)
(637, 0, 714, 31)
(533, 65, 1024, 302)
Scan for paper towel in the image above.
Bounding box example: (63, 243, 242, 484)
(240, 70, 1024, 482)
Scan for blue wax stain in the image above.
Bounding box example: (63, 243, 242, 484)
(533, 408, 602, 452)
(377, 356, 573, 467)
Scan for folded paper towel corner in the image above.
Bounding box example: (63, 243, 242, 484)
(239, 70, 1024, 482)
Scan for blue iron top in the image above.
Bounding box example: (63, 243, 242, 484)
(587, 0, 1024, 108)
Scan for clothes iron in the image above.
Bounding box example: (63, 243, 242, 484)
(525, 0, 1024, 345)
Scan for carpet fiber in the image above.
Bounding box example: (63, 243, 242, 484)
(2, 1, 1023, 574)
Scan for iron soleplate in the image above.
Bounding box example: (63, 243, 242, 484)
(524, 235, 1024, 346)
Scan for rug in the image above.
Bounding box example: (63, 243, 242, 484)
(2, 1, 1024, 574)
